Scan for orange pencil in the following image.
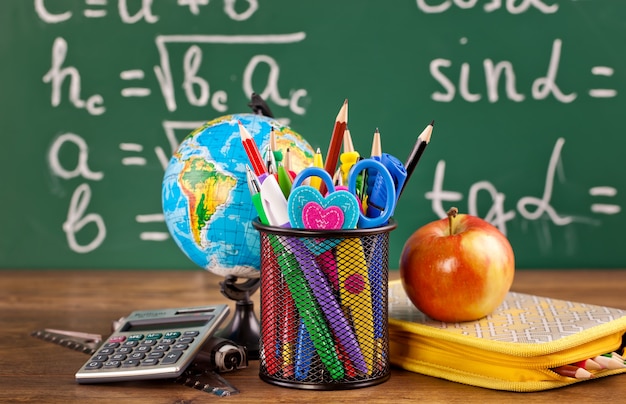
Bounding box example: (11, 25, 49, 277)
(320, 99, 348, 195)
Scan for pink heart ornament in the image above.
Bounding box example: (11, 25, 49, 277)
(302, 202, 345, 230)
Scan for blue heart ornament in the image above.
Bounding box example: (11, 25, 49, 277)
(287, 186, 359, 254)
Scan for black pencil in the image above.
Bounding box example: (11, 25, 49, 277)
(399, 120, 434, 198)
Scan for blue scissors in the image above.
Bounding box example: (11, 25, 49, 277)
(347, 158, 396, 228)
(365, 153, 406, 219)
(291, 159, 396, 229)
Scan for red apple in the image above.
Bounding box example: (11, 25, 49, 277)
(399, 207, 515, 322)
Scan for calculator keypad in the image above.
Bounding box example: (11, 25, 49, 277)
(83, 330, 200, 370)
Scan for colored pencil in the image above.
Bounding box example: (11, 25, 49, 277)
(309, 147, 324, 191)
(370, 128, 382, 158)
(343, 126, 355, 152)
(269, 127, 284, 166)
(283, 147, 293, 172)
(593, 355, 626, 369)
(574, 358, 603, 370)
(602, 351, 624, 361)
(552, 365, 593, 379)
(399, 120, 434, 198)
(320, 99, 348, 195)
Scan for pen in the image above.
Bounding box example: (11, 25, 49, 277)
(264, 144, 277, 174)
(239, 120, 267, 177)
(336, 237, 375, 375)
(320, 99, 348, 196)
(246, 165, 269, 225)
(259, 175, 290, 227)
(400, 120, 434, 199)
(275, 246, 345, 380)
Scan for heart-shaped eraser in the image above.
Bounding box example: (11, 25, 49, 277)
(287, 186, 359, 254)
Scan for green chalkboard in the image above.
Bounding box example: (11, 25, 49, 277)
(1, 1, 625, 270)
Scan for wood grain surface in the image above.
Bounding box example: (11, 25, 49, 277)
(1, 269, 625, 403)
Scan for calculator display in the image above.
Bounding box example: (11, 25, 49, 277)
(121, 318, 210, 332)
(75, 304, 229, 384)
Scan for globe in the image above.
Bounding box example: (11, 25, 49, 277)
(162, 113, 314, 278)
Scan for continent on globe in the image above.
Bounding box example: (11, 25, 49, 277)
(162, 113, 314, 279)
(178, 158, 237, 246)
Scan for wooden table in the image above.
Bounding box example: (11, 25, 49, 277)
(1, 269, 625, 403)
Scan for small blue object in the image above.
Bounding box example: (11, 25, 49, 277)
(348, 159, 397, 228)
(381, 153, 407, 203)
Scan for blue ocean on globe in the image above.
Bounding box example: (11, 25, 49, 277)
(162, 113, 314, 278)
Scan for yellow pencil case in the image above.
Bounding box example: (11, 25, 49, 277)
(387, 280, 626, 392)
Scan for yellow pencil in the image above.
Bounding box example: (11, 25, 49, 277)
(309, 147, 324, 190)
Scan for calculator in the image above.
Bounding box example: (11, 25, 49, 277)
(75, 304, 230, 383)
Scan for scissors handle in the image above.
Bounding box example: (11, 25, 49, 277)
(380, 153, 407, 203)
(291, 167, 336, 195)
(347, 159, 396, 228)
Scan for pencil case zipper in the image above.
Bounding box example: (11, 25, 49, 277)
(389, 329, 625, 381)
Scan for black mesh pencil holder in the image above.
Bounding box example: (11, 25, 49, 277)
(253, 219, 397, 390)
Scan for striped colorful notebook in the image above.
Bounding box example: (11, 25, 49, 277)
(388, 280, 626, 391)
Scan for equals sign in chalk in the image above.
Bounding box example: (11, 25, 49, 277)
(120, 69, 151, 97)
(84, 0, 107, 18)
(589, 186, 621, 215)
(136, 214, 170, 241)
(588, 66, 617, 98)
(120, 143, 147, 166)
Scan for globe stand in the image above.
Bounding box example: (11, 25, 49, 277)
(215, 275, 261, 360)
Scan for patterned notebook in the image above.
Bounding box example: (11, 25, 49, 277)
(388, 280, 626, 391)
